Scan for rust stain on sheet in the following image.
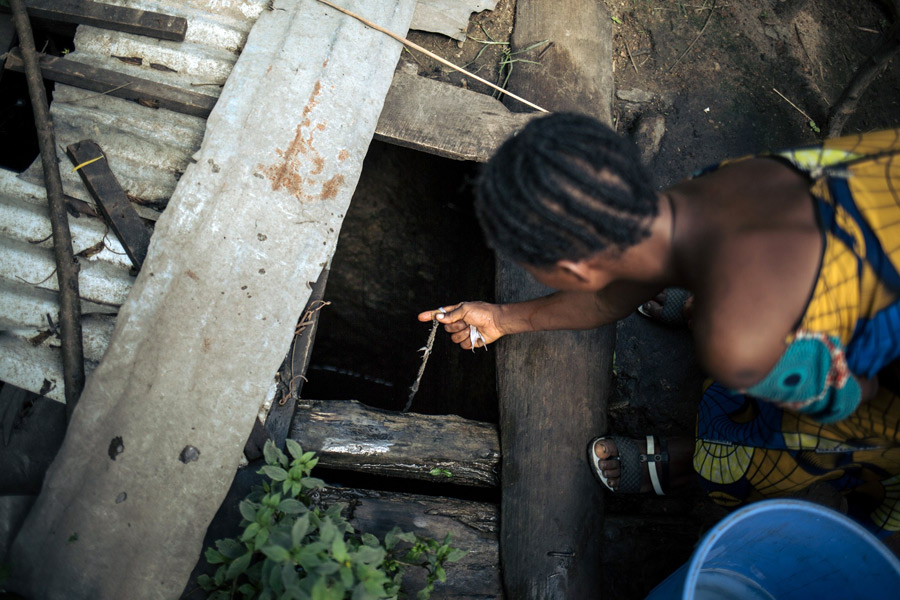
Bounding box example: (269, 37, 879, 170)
(259, 81, 342, 202)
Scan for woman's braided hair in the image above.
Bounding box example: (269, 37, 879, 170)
(475, 112, 659, 267)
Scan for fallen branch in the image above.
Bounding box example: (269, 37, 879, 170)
(669, 0, 717, 71)
(827, 20, 900, 137)
(10, 0, 85, 417)
(313, 0, 548, 113)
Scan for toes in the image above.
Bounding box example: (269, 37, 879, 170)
(606, 477, 620, 489)
(599, 460, 620, 474)
(593, 439, 618, 460)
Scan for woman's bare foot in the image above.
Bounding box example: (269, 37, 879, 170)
(638, 288, 694, 326)
(592, 436, 695, 493)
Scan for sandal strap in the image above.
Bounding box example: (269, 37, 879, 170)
(640, 435, 669, 496)
(615, 437, 644, 493)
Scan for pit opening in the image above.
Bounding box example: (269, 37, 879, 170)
(302, 140, 498, 426)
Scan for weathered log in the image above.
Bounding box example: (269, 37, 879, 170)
(495, 1, 615, 598)
(319, 487, 502, 599)
(10, 0, 85, 416)
(291, 399, 500, 488)
(23, 0, 188, 41)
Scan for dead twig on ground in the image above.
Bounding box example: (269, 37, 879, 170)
(10, 0, 85, 417)
(624, 39, 639, 73)
(772, 87, 821, 132)
(668, 0, 717, 72)
(313, 0, 548, 112)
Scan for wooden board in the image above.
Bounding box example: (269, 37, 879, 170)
(0, 16, 14, 84)
(376, 65, 538, 162)
(4, 49, 216, 118)
(66, 140, 152, 269)
(24, 0, 187, 41)
(291, 399, 500, 487)
(495, 3, 615, 596)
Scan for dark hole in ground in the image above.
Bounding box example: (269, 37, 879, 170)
(302, 140, 498, 424)
(0, 17, 75, 172)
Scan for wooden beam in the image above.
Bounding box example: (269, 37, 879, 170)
(0, 16, 15, 84)
(494, 2, 615, 598)
(66, 140, 152, 269)
(291, 399, 500, 488)
(320, 487, 502, 598)
(23, 0, 187, 42)
(375, 66, 538, 162)
(4, 49, 216, 118)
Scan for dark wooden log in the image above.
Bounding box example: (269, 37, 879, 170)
(10, 0, 85, 416)
(319, 487, 502, 599)
(4, 49, 217, 118)
(66, 140, 153, 269)
(0, 15, 15, 85)
(495, 2, 615, 597)
(375, 66, 538, 162)
(23, 0, 187, 41)
(290, 399, 500, 488)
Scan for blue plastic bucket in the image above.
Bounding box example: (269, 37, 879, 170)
(646, 499, 900, 600)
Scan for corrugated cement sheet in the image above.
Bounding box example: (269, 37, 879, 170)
(0, 0, 267, 401)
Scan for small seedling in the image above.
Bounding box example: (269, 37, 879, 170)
(429, 467, 453, 478)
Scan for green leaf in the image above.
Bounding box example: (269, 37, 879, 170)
(314, 561, 340, 575)
(285, 438, 304, 460)
(215, 537, 245, 559)
(808, 120, 821, 133)
(446, 548, 467, 562)
(205, 547, 227, 565)
(301, 477, 325, 490)
(264, 440, 288, 467)
(354, 545, 385, 565)
(238, 583, 257, 598)
(301, 450, 316, 463)
(384, 528, 399, 550)
(279, 498, 305, 514)
(241, 522, 261, 543)
(332, 537, 349, 562)
(239, 499, 259, 522)
(262, 545, 292, 562)
(226, 551, 253, 579)
(339, 565, 355, 589)
(196, 573, 214, 591)
(611, 15, 623, 24)
(435, 564, 446, 583)
(360, 533, 379, 548)
(214, 565, 226, 586)
(395, 531, 416, 544)
(255, 526, 270, 548)
(428, 467, 452, 478)
(292, 514, 311, 547)
(281, 561, 299, 591)
(262, 465, 289, 481)
(319, 518, 338, 544)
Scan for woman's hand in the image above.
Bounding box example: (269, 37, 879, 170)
(417, 302, 505, 350)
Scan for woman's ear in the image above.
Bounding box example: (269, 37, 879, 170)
(556, 259, 593, 283)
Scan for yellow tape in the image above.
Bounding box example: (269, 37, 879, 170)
(71, 155, 105, 172)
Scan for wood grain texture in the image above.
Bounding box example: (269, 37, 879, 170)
(319, 487, 502, 599)
(291, 399, 500, 487)
(375, 65, 537, 162)
(24, 0, 187, 41)
(4, 50, 216, 118)
(496, 3, 615, 594)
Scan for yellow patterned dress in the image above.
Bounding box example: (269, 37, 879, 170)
(693, 129, 900, 537)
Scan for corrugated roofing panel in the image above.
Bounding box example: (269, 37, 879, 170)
(0, 0, 267, 400)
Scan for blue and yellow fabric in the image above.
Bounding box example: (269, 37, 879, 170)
(693, 129, 900, 537)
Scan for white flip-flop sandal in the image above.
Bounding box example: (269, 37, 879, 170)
(588, 435, 669, 495)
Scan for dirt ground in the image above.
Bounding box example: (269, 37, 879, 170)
(402, 0, 900, 598)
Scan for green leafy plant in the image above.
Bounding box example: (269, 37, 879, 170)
(197, 440, 465, 600)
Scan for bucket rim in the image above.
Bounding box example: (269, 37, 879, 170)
(681, 498, 900, 600)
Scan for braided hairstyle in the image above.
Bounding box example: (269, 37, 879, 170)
(475, 112, 659, 267)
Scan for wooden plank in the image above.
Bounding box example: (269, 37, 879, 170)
(291, 399, 500, 488)
(375, 65, 537, 162)
(4, 49, 216, 118)
(265, 263, 331, 449)
(24, 0, 187, 42)
(495, 2, 615, 597)
(0, 16, 15, 84)
(320, 487, 502, 599)
(66, 140, 152, 269)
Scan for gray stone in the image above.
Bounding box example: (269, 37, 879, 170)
(616, 87, 655, 104)
(633, 114, 667, 165)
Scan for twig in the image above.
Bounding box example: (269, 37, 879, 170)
(772, 87, 814, 122)
(668, 0, 717, 71)
(67, 82, 132, 103)
(10, 0, 85, 417)
(313, 0, 548, 113)
(624, 39, 639, 73)
(404, 318, 439, 412)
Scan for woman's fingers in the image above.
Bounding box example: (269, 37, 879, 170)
(416, 302, 462, 322)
